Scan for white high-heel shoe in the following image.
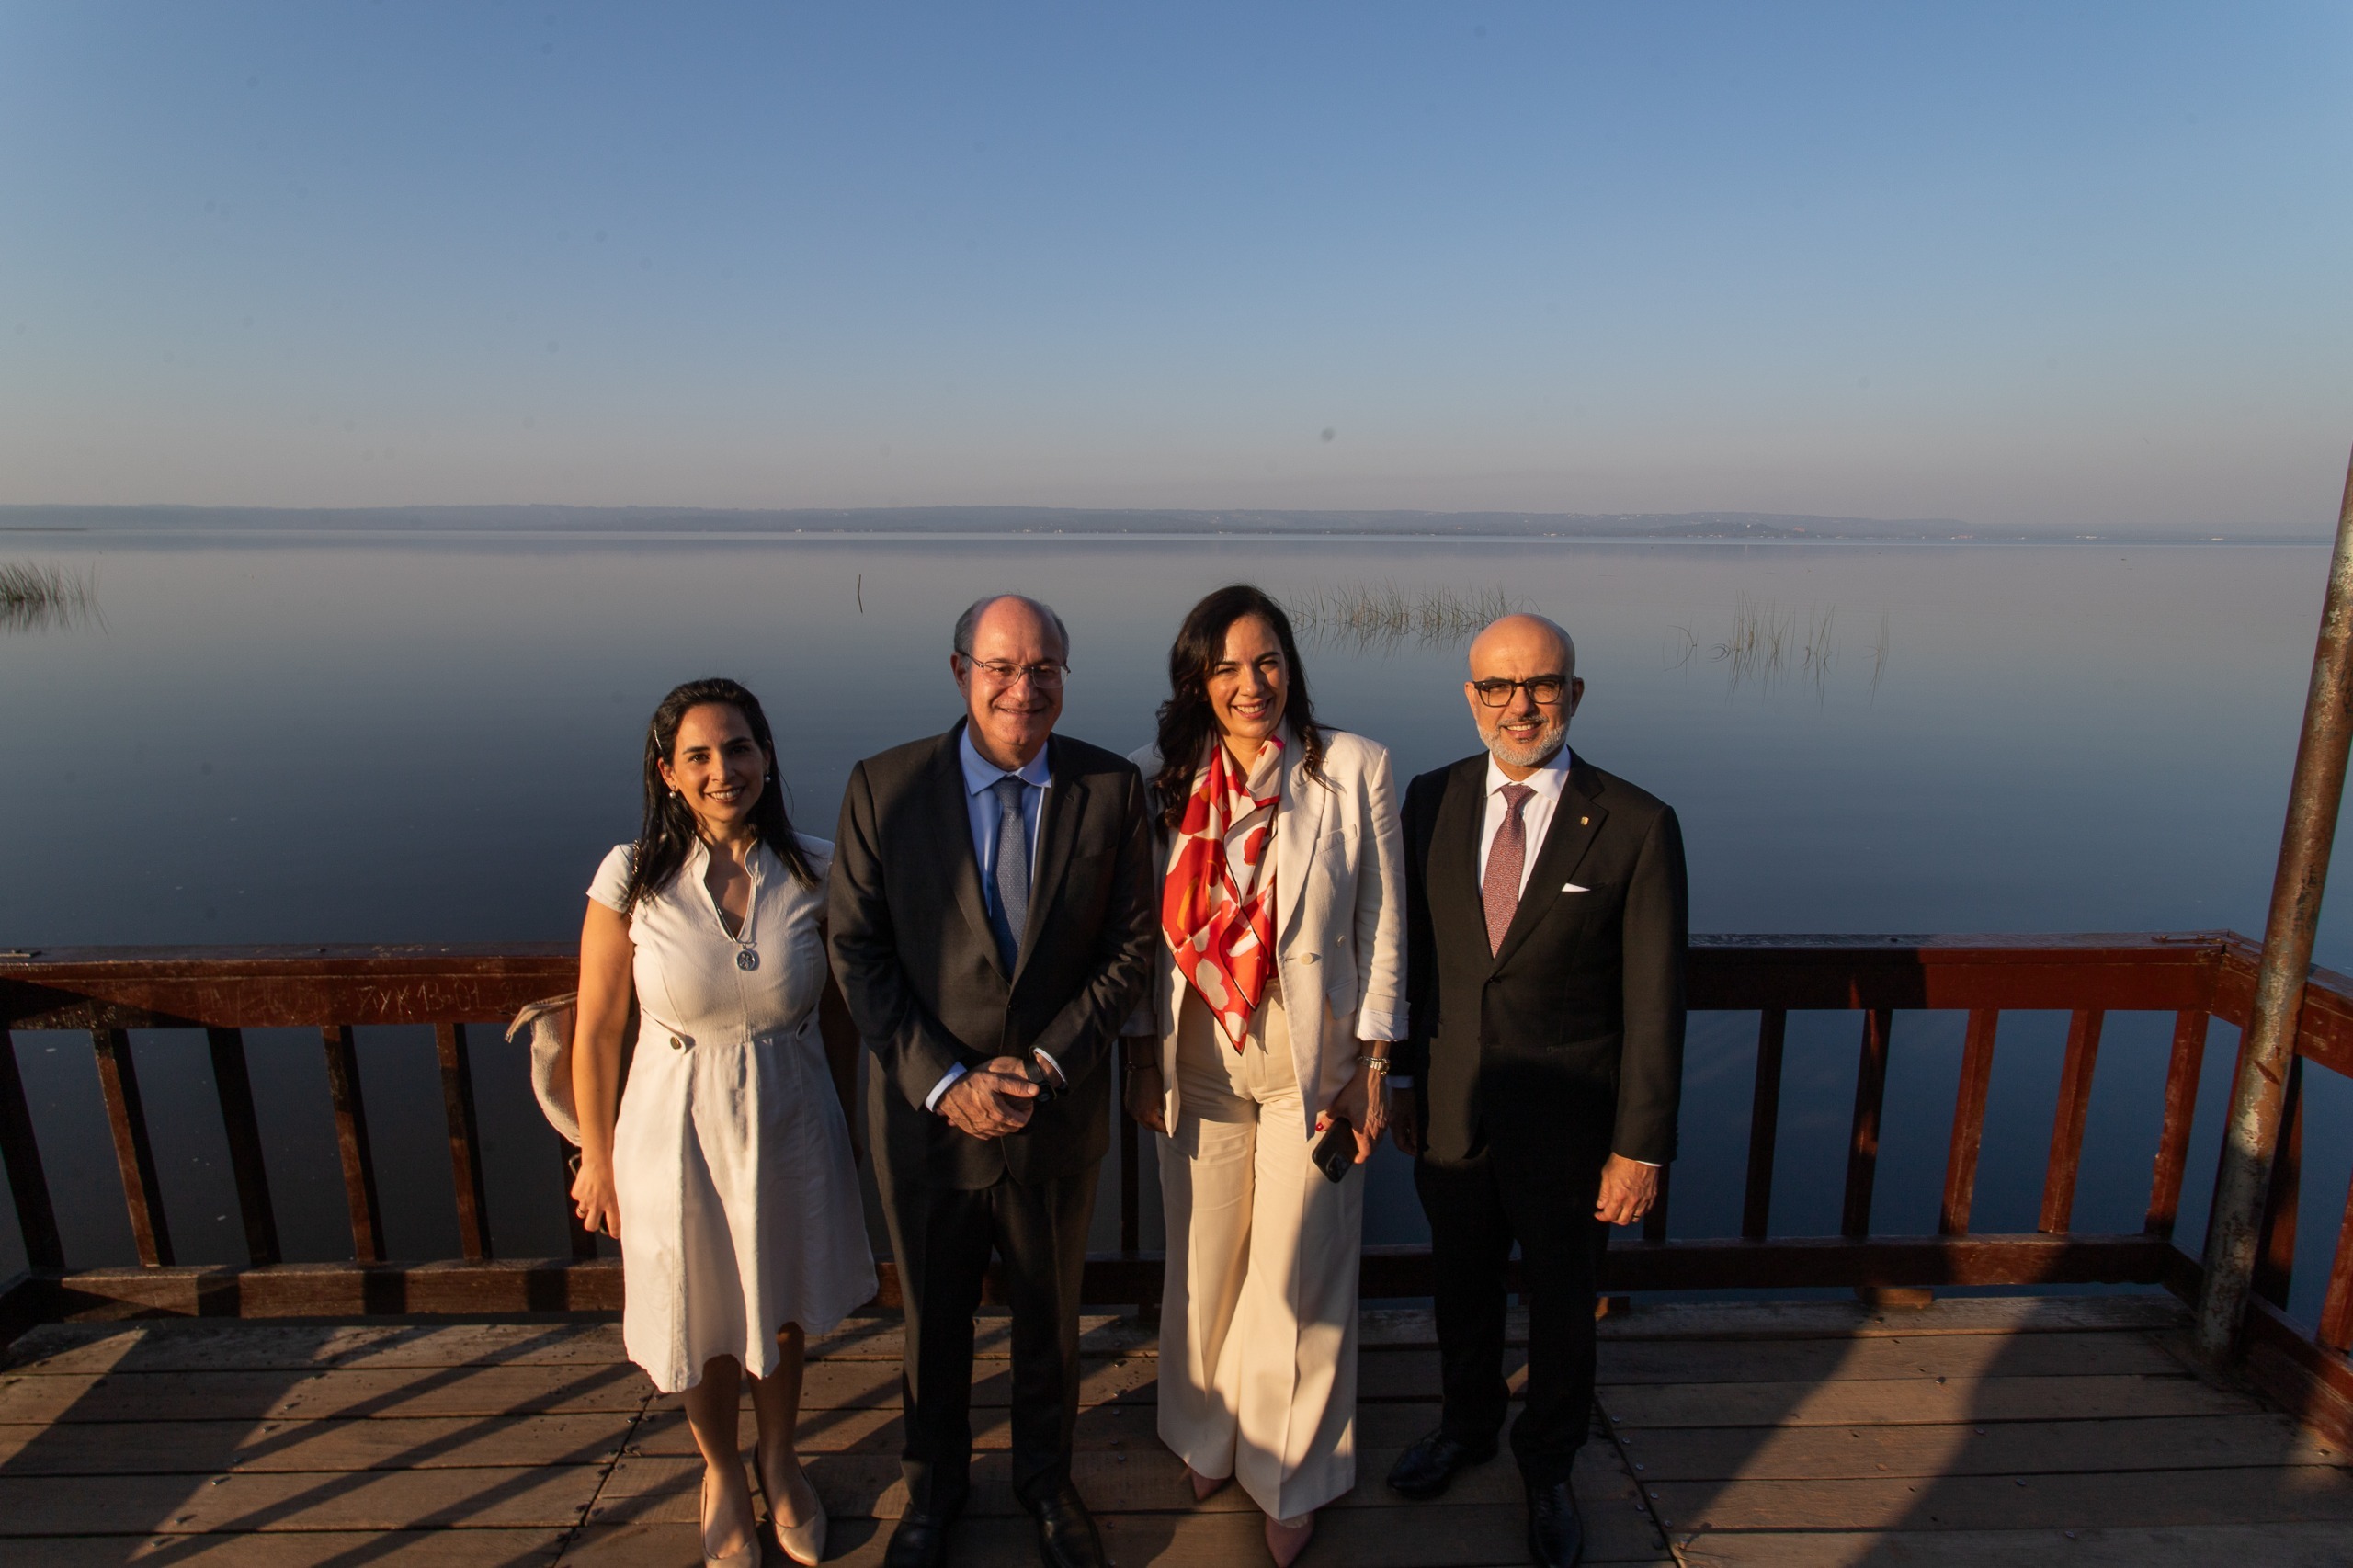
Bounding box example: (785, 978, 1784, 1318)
(760, 1443, 827, 1566)
(700, 1470, 758, 1568)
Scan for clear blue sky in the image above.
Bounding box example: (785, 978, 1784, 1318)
(2, 2, 2347, 530)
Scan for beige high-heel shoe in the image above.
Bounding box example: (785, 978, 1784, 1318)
(1265, 1509, 1316, 1568)
(758, 1439, 827, 1566)
(1186, 1465, 1231, 1503)
(699, 1470, 758, 1568)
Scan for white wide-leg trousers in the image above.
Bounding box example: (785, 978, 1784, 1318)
(1156, 981, 1362, 1523)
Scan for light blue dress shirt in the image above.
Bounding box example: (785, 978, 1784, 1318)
(961, 725, 1051, 923)
(926, 728, 1061, 1111)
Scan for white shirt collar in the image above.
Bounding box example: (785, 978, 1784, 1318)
(683, 835, 768, 878)
(1483, 744, 1572, 801)
(960, 724, 1052, 796)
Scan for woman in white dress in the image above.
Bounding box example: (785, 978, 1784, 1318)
(570, 677, 877, 1568)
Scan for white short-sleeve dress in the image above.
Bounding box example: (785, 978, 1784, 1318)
(588, 833, 877, 1394)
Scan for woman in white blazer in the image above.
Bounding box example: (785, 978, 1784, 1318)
(1123, 585, 1407, 1566)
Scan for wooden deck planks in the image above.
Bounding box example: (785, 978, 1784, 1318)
(0, 1294, 2183, 1377)
(585, 1443, 1620, 1525)
(2, 1530, 571, 1565)
(1641, 1464, 2353, 1532)
(0, 1463, 612, 1533)
(0, 1414, 638, 1474)
(623, 1399, 1461, 1457)
(1593, 1297, 2353, 1563)
(1604, 1371, 2252, 1427)
(0, 1361, 657, 1424)
(1591, 1294, 2188, 1341)
(0, 1309, 1675, 1565)
(8, 1297, 2344, 1564)
(2, 1313, 1158, 1374)
(1613, 1411, 2338, 1480)
(1675, 1520, 2353, 1567)
(1592, 1330, 2185, 1383)
(563, 1501, 1674, 1568)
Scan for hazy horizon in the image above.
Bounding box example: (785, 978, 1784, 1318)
(0, 500, 2329, 543)
(3, 4, 2348, 533)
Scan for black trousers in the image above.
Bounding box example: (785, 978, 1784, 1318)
(1414, 1147, 1608, 1488)
(875, 1159, 1099, 1518)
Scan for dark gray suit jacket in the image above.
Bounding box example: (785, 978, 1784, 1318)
(827, 722, 1156, 1190)
(1397, 751, 1688, 1175)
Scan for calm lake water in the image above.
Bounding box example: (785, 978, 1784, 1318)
(3, 532, 2348, 1326)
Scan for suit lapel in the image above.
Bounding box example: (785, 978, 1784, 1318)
(1014, 733, 1080, 985)
(1492, 758, 1607, 969)
(1430, 756, 1490, 969)
(936, 722, 1008, 982)
(1272, 733, 1326, 947)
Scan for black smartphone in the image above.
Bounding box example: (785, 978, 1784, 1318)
(1312, 1116, 1356, 1183)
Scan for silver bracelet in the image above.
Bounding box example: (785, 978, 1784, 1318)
(1357, 1054, 1392, 1075)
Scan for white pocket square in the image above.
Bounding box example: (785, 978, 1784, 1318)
(1562, 882, 1589, 893)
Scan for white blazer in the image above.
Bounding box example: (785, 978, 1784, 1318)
(1128, 727, 1408, 1135)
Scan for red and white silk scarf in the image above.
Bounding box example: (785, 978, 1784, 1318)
(1163, 736, 1284, 1051)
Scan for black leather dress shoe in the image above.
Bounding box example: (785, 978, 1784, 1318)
(1028, 1480, 1108, 1568)
(882, 1509, 955, 1568)
(1526, 1479, 1584, 1568)
(1386, 1428, 1499, 1499)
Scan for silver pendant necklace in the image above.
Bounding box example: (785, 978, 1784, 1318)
(710, 848, 757, 971)
(717, 881, 757, 971)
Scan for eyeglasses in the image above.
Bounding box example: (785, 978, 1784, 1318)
(1471, 676, 1568, 708)
(962, 656, 1069, 689)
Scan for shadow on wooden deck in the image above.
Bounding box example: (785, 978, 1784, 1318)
(0, 1297, 2344, 1565)
(1596, 1295, 2353, 1566)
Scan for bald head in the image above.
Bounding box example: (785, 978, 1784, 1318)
(1468, 613, 1575, 681)
(1465, 612, 1583, 777)
(954, 594, 1070, 662)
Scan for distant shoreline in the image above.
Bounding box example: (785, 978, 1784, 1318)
(0, 504, 2320, 545)
(0, 528, 2321, 551)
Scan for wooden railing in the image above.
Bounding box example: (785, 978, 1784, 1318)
(1, 933, 2348, 1445)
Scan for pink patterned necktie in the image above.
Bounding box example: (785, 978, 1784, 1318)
(1483, 783, 1535, 954)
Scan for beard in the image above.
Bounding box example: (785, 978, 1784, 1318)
(1483, 710, 1569, 770)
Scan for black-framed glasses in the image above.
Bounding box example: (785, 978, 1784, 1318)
(1471, 675, 1568, 707)
(963, 657, 1069, 689)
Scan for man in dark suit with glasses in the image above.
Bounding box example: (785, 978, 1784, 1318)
(830, 593, 1156, 1568)
(1385, 612, 1688, 1568)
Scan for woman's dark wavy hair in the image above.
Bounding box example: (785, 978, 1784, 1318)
(620, 677, 817, 912)
(1151, 585, 1328, 829)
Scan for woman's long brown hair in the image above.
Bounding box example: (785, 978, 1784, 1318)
(1150, 585, 1327, 829)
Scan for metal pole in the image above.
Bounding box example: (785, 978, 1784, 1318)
(2194, 445, 2353, 1360)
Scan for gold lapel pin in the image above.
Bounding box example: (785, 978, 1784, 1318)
(1580, 815, 1590, 825)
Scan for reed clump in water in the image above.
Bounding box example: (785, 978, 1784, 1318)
(0, 562, 98, 632)
(1283, 582, 1520, 651)
(1671, 592, 1876, 697)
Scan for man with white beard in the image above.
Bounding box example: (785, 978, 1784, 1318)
(1383, 613, 1688, 1568)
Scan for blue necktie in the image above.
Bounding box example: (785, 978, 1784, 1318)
(990, 775, 1030, 972)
